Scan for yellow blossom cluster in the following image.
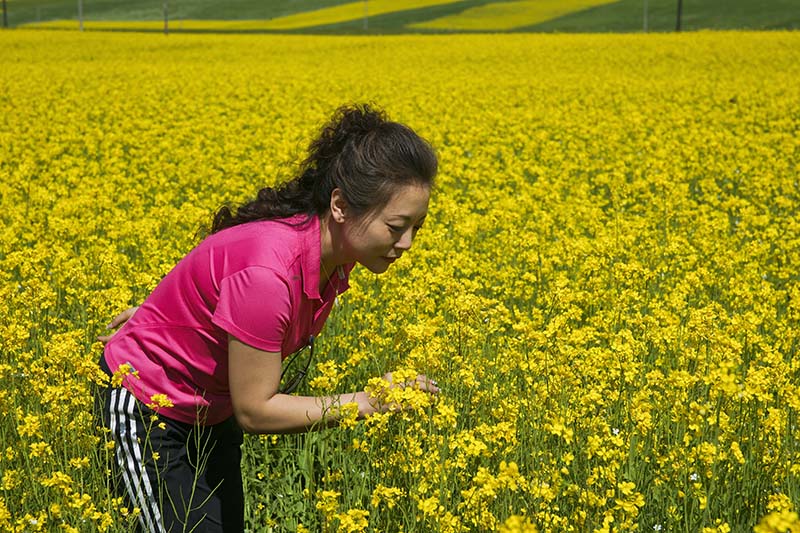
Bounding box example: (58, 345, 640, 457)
(24, 0, 606, 33)
(409, 0, 615, 31)
(1, 29, 799, 531)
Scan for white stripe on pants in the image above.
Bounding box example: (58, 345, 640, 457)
(110, 387, 165, 533)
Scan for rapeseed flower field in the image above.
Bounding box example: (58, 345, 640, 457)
(1, 30, 799, 532)
(407, 0, 616, 31)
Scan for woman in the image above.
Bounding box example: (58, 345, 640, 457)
(97, 104, 440, 532)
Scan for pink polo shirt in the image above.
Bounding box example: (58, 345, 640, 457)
(103, 214, 353, 425)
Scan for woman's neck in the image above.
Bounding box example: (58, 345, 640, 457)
(319, 213, 343, 293)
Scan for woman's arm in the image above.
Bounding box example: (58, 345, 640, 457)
(227, 335, 437, 434)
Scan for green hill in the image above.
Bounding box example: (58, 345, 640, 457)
(4, 0, 799, 32)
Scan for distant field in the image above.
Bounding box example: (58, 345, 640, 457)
(246, 0, 463, 30)
(409, 0, 617, 31)
(7, 0, 800, 32)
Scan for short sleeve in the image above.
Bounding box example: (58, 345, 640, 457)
(212, 266, 291, 353)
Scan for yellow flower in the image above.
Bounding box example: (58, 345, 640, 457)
(315, 490, 340, 516)
(702, 524, 731, 533)
(754, 510, 800, 533)
(309, 360, 342, 392)
(111, 363, 139, 387)
(333, 509, 369, 533)
(543, 417, 573, 443)
(0, 498, 10, 526)
(497, 461, 525, 491)
(730, 441, 746, 465)
(433, 400, 458, 429)
(336, 402, 360, 429)
(17, 413, 42, 438)
(418, 496, 440, 517)
(68, 456, 90, 469)
(29, 441, 52, 458)
(371, 485, 405, 509)
(146, 393, 174, 411)
(2, 470, 21, 491)
(498, 515, 539, 533)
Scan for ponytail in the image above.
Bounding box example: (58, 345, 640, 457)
(210, 103, 437, 234)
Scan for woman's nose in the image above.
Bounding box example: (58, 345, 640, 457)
(395, 228, 414, 250)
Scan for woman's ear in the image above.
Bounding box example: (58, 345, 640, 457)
(330, 188, 348, 223)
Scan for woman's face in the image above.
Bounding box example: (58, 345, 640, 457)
(342, 183, 431, 274)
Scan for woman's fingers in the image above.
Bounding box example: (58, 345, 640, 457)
(415, 374, 440, 394)
(96, 306, 140, 343)
(378, 372, 440, 395)
(108, 306, 139, 329)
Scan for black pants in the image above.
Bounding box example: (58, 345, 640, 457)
(97, 357, 245, 533)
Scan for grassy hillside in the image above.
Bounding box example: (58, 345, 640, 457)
(4, 0, 800, 33)
(523, 0, 800, 32)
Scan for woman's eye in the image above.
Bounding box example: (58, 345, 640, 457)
(387, 224, 404, 233)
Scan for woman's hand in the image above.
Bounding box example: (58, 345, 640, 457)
(97, 306, 139, 343)
(382, 372, 440, 394)
(361, 371, 440, 415)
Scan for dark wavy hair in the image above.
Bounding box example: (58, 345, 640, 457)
(210, 104, 438, 234)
